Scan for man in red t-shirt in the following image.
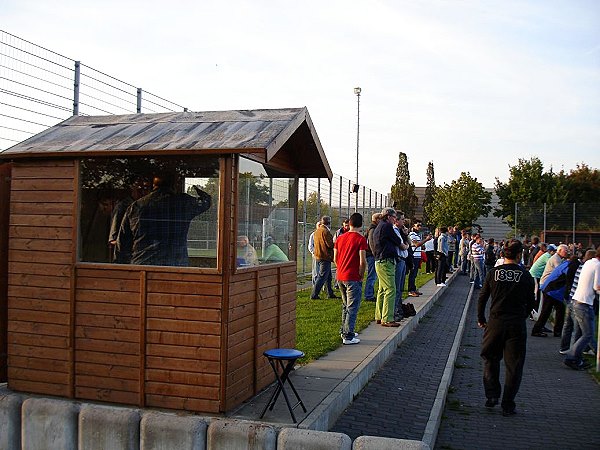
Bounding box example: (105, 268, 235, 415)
(334, 213, 368, 345)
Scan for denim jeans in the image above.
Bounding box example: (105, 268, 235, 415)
(565, 302, 595, 362)
(339, 280, 363, 338)
(460, 254, 468, 274)
(560, 301, 581, 351)
(311, 259, 334, 298)
(364, 255, 377, 299)
(473, 259, 485, 288)
(394, 258, 407, 317)
(407, 257, 420, 292)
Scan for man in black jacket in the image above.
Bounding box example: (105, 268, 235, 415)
(477, 239, 535, 416)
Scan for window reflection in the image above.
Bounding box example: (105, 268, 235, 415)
(237, 157, 296, 267)
(79, 156, 220, 268)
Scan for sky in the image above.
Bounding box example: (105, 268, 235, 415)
(3, 0, 600, 194)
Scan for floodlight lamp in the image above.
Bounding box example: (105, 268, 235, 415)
(354, 87, 361, 95)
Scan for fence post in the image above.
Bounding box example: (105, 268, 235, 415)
(543, 203, 546, 242)
(338, 176, 342, 226)
(303, 179, 308, 275)
(347, 179, 351, 219)
(572, 202, 576, 244)
(136, 88, 142, 113)
(328, 178, 333, 219)
(73, 61, 80, 116)
(316, 178, 321, 219)
(514, 202, 518, 238)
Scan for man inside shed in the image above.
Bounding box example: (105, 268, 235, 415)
(115, 173, 211, 266)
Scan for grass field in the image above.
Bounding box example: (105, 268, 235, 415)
(296, 267, 434, 364)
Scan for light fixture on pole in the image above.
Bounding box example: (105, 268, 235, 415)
(353, 86, 361, 212)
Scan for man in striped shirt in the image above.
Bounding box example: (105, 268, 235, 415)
(407, 220, 431, 297)
(471, 235, 486, 289)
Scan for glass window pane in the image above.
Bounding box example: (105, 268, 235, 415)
(79, 156, 220, 268)
(236, 157, 296, 267)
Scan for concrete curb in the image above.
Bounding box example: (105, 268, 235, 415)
(140, 411, 208, 450)
(79, 404, 140, 450)
(353, 435, 431, 449)
(298, 272, 459, 431)
(278, 428, 352, 449)
(0, 389, 22, 450)
(207, 418, 277, 450)
(421, 283, 474, 448)
(21, 397, 79, 450)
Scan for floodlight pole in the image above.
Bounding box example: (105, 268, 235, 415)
(354, 87, 361, 212)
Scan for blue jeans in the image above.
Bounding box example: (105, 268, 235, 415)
(311, 259, 334, 298)
(560, 301, 580, 351)
(364, 255, 376, 299)
(473, 259, 485, 288)
(460, 254, 468, 274)
(407, 257, 420, 292)
(394, 258, 407, 316)
(339, 280, 363, 338)
(566, 302, 594, 362)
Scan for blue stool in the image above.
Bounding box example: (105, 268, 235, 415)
(259, 348, 307, 423)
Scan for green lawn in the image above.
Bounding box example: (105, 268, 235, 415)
(296, 268, 434, 363)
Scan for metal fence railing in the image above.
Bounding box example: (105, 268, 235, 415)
(0, 30, 186, 148)
(513, 202, 600, 247)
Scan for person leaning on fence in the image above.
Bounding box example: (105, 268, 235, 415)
(334, 212, 368, 345)
(311, 216, 337, 300)
(372, 208, 405, 327)
(478, 239, 535, 417)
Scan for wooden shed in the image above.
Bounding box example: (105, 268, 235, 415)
(0, 108, 331, 413)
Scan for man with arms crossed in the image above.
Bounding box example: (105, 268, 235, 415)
(477, 239, 535, 417)
(334, 213, 368, 345)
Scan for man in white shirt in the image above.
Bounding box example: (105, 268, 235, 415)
(564, 247, 600, 370)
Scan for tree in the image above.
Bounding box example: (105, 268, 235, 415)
(494, 157, 551, 226)
(390, 152, 418, 218)
(422, 161, 436, 224)
(297, 191, 339, 226)
(425, 172, 492, 229)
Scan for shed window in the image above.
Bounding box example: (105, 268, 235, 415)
(79, 156, 220, 268)
(236, 157, 296, 267)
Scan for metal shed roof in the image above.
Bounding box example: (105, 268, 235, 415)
(0, 107, 332, 179)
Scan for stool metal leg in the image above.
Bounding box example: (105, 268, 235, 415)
(271, 360, 306, 414)
(259, 357, 304, 423)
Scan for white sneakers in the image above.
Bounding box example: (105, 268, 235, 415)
(437, 283, 447, 287)
(343, 337, 360, 345)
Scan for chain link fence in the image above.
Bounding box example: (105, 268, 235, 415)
(297, 177, 388, 276)
(0, 30, 186, 148)
(514, 202, 600, 247)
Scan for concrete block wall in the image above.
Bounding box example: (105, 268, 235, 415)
(0, 388, 428, 450)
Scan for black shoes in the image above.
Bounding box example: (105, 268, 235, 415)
(502, 408, 517, 417)
(531, 331, 548, 337)
(485, 398, 498, 408)
(564, 359, 592, 371)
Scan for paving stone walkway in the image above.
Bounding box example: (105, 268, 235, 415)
(435, 286, 600, 450)
(331, 275, 472, 440)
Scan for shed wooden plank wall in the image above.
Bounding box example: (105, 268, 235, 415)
(144, 271, 222, 412)
(1, 163, 12, 381)
(225, 263, 296, 410)
(7, 161, 75, 397)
